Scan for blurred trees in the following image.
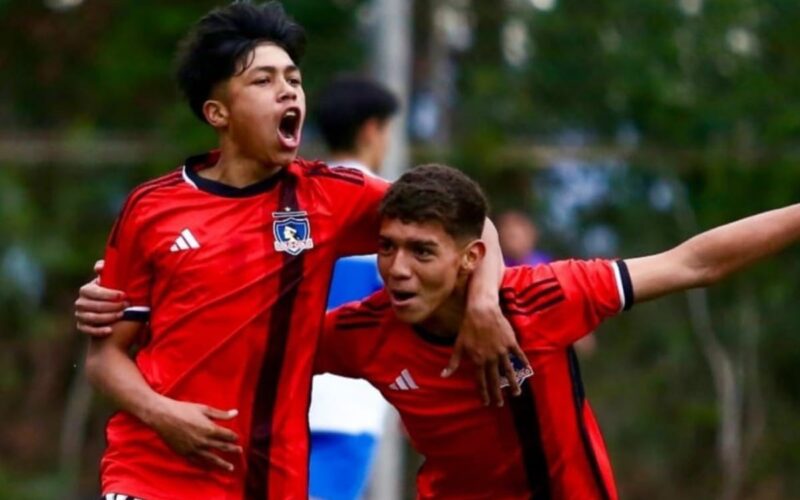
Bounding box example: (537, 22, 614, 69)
(1, 0, 800, 499)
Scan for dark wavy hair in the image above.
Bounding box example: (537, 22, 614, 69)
(175, 1, 306, 122)
(380, 164, 488, 241)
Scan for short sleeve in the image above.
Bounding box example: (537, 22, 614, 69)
(333, 171, 390, 257)
(314, 306, 365, 378)
(506, 259, 633, 348)
(100, 197, 153, 322)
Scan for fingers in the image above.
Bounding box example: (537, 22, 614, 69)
(501, 354, 522, 397)
(441, 348, 462, 378)
(203, 407, 238, 421)
(485, 360, 504, 407)
(75, 297, 127, 314)
(75, 323, 113, 336)
(93, 259, 105, 274)
(510, 345, 531, 373)
(476, 367, 490, 406)
(76, 310, 124, 326)
(78, 280, 126, 302)
(204, 440, 243, 454)
(202, 407, 240, 443)
(195, 450, 235, 472)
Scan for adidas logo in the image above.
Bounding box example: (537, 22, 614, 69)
(389, 369, 419, 391)
(170, 228, 201, 252)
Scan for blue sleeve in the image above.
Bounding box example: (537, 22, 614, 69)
(326, 255, 383, 310)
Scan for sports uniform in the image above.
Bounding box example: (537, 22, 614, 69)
(317, 260, 634, 500)
(100, 150, 388, 499)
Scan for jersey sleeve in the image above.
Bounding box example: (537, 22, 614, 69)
(100, 196, 153, 322)
(508, 259, 633, 349)
(314, 305, 368, 378)
(332, 171, 390, 257)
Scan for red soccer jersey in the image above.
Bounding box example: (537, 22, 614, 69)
(100, 150, 388, 500)
(316, 259, 634, 500)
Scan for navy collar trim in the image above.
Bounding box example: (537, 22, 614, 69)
(184, 151, 286, 198)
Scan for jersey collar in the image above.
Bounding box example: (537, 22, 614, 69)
(182, 150, 288, 198)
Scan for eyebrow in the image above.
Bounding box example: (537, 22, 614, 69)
(249, 65, 300, 74)
(408, 238, 438, 247)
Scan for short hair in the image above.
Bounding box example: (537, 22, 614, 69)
(175, 1, 306, 122)
(315, 75, 399, 152)
(380, 164, 488, 241)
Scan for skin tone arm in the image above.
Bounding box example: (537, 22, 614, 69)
(627, 204, 800, 301)
(448, 218, 529, 406)
(86, 321, 243, 471)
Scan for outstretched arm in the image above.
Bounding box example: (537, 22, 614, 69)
(86, 322, 242, 470)
(626, 204, 800, 302)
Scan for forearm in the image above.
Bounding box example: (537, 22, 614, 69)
(468, 218, 505, 303)
(86, 336, 165, 426)
(629, 203, 800, 302)
(682, 203, 800, 284)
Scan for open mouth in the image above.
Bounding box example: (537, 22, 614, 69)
(390, 290, 417, 303)
(277, 108, 301, 148)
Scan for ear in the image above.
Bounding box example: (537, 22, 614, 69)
(460, 239, 486, 275)
(203, 99, 229, 128)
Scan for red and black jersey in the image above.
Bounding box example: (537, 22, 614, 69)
(316, 259, 634, 500)
(100, 150, 389, 500)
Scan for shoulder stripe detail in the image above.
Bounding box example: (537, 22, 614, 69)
(502, 285, 562, 309)
(360, 298, 391, 311)
(336, 320, 383, 331)
(306, 170, 366, 186)
(613, 260, 634, 312)
(504, 295, 565, 316)
(109, 172, 182, 247)
(501, 277, 559, 302)
(337, 304, 390, 320)
(337, 313, 384, 325)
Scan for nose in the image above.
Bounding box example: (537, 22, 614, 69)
(278, 77, 297, 102)
(388, 250, 412, 281)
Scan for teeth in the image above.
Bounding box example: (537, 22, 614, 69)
(285, 110, 297, 118)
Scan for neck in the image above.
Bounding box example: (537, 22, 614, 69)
(418, 282, 469, 339)
(199, 139, 285, 187)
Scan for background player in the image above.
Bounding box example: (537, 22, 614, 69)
(308, 75, 399, 500)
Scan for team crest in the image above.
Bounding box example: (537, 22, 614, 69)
(499, 354, 534, 389)
(273, 210, 314, 255)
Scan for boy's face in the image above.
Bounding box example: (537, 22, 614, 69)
(212, 43, 305, 167)
(378, 218, 472, 324)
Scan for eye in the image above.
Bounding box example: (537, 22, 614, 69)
(414, 247, 434, 260)
(253, 77, 270, 85)
(377, 239, 394, 255)
(288, 76, 302, 86)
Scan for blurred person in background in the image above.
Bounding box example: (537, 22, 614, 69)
(308, 75, 398, 500)
(496, 210, 550, 267)
(497, 209, 595, 355)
